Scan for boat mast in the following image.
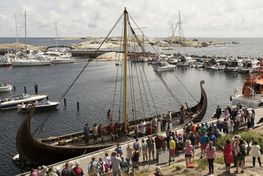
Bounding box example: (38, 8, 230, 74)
(123, 8, 129, 133)
(24, 11, 27, 50)
(15, 15, 18, 52)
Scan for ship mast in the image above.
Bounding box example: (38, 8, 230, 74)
(123, 8, 129, 133)
(24, 11, 27, 50)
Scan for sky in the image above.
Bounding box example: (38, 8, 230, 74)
(0, 0, 263, 38)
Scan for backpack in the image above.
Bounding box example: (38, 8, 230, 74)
(239, 145, 246, 156)
(88, 161, 98, 176)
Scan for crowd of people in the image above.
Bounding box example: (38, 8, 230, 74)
(29, 104, 261, 176)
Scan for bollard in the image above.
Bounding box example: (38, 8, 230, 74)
(13, 85, 16, 92)
(46, 96, 49, 100)
(64, 98, 67, 106)
(77, 102, 80, 111)
(24, 86, 27, 94)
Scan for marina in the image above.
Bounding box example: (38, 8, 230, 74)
(1, 1, 263, 176)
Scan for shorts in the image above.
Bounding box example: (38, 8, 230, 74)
(201, 144, 207, 150)
(170, 149, 175, 157)
(185, 154, 192, 158)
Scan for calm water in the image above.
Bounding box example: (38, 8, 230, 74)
(0, 37, 261, 175)
(0, 61, 245, 175)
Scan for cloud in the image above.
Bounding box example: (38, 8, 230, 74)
(0, 0, 263, 37)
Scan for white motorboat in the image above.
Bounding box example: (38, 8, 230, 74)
(45, 51, 75, 64)
(238, 59, 260, 74)
(0, 84, 12, 92)
(12, 58, 51, 66)
(177, 56, 195, 67)
(0, 53, 13, 67)
(153, 61, 176, 72)
(0, 94, 47, 110)
(224, 58, 242, 72)
(17, 101, 60, 112)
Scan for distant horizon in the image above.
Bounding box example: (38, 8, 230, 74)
(1, 36, 263, 39)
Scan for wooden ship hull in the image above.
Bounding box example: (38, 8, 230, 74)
(16, 80, 207, 165)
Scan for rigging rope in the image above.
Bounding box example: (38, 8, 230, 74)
(155, 72, 182, 106)
(138, 64, 152, 117)
(140, 64, 158, 115)
(134, 64, 146, 118)
(172, 72, 198, 103)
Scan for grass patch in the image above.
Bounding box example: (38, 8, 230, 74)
(215, 157, 225, 165)
(170, 163, 184, 171)
(133, 169, 151, 176)
(193, 158, 208, 170)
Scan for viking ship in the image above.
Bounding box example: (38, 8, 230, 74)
(16, 8, 207, 165)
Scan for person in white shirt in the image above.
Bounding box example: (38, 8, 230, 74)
(250, 141, 262, 167)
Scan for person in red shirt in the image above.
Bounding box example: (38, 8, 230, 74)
(73, 162, 84, 176)
(155, 135, 164, 162)
(146, 124, 153, 135)
(223, 139, 233, 174)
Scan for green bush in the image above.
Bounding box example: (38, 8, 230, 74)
(215, 131, 263, 153)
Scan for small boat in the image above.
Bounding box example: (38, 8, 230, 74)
(0, 94, 47, 110)
(231, 62, 263, 107)
(0, 53, 13, 67)
(153, 61, 176, 72)
(177, 56, 195, 67)
(224, 58, 242, 72)
(17, 101, 60, 112)
(45, 51, 75, 64)
(0, 84, 12, 92)
(237, 59, 260, 74)
(12, 55, 51, 66)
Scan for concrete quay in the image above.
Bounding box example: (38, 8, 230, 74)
(17, 107, 263, 176)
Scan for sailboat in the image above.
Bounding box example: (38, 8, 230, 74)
(12, 11, 51, 67)
(16, 8, 207, 166)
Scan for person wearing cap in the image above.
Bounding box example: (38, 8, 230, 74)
(73, 161, 84, 176)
